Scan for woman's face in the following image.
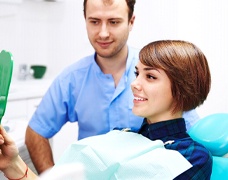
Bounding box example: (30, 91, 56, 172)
(131, 61, 176, 124)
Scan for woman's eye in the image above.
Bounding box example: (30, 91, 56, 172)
(134, 71, 139, 77)
(147, 74, 156, 79)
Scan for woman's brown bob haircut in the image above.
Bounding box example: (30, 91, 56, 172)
(139, 40, 211, 114)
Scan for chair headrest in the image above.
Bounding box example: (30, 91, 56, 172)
(188, 113, 228, 157)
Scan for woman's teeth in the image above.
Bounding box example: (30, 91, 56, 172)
(134, 97, 147, 101)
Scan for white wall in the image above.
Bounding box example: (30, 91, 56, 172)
(0, 0, 227, 117)
(0, 0, 92, 77)
(176, 0, 228, 117)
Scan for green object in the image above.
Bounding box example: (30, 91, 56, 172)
(30, 65, 47, 79)
(0, 50, 13, 124)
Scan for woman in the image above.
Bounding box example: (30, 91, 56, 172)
(0, 40, 212, 179)
(0, 125, 37, 179)
(132, 40, 212, 179)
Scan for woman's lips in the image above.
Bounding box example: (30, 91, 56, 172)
(133, 95, 148, 104)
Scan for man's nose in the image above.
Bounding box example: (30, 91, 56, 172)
(99, 23, 109, 39)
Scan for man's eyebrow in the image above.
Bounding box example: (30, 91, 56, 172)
(87, 17, 122, 21)
(87, 17, 99, 20)
(109, 18, 122, 20)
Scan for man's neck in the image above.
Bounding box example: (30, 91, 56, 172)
(96, 46, 128, 87)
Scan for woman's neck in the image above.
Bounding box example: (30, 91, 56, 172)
(146, 111, 182, 124)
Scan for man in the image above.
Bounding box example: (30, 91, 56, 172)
(25, 0, 199, 174)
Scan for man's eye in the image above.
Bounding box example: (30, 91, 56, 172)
(134, 71, 139, 77)
(110, 21, 118, 25)
(90, 20, 99, 24)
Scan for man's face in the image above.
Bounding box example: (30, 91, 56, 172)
(85, 0, 135, 59)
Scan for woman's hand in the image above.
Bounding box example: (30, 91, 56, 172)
(0, 125, 38, 179)
(0, 125, 19, 170)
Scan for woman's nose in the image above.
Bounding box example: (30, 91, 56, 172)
(131, 78, 142, 91)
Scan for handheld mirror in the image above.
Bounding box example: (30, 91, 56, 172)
(0, 50, 13, 124)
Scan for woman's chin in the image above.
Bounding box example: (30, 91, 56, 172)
(132, 108, 144, 117)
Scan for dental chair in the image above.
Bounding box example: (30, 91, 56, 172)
(39, 113, 228, 180)
(188, 113, 228, 180)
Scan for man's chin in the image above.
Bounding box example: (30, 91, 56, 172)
(96, 51, 116, 59)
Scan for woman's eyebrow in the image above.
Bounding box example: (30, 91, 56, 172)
(144, 67, 161, 74)
(143, 67, 160, 73)
(135, 66, 160, 73)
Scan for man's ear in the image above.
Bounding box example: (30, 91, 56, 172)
(129, 15, 135, 31)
